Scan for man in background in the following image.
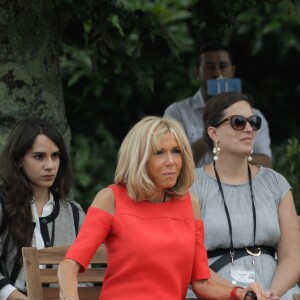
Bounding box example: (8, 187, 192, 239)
(163, 41, 272, 168)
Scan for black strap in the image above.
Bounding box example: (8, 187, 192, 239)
(0, 278, 10, 289)
(39, 197, 60, 248)
(42, 201, 80, 286)
(70, 202, 79, 236)
(213, 161, 234, 251)
(209, 246, 276, 272)
(10, 260, 21, 284)
(213, 161, 258, 258)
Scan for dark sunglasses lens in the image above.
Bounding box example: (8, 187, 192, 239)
(248, 116, 262, 131)
(231, 116, 246, 130)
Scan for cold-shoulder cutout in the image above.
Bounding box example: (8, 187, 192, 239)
(91, 187, 115, 215)
(190, 191, 201, 220)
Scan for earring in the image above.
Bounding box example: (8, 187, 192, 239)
(213, 142, 221, 161)
(247, 150, 253, 162)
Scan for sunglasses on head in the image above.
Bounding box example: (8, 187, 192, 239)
(215, 115, 262, 131)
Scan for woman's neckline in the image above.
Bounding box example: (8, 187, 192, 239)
(201, 163, 262, 186)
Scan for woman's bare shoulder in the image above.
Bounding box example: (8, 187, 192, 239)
(91, 187, 115, 215)
(189, 191, 201, 220)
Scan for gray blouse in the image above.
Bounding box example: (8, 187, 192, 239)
(188, 166, 300, 299)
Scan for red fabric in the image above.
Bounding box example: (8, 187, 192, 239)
(65, 207, 112, 271)
(230, 286, 243, 300)
(65, 184, 210, 300)
(192, 220, 211, 280)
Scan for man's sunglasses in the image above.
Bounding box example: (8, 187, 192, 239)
(215, 115, 262, 131)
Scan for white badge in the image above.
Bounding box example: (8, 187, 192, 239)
(230, 266, 255, 288)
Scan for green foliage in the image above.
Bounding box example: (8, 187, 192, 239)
(272, 137, 300, 213)
(116, 0, 196, 52)
(70, 125, 118, 211)
(286, 137, 300, 212)
(59, 0, 300, 212)
(235, 1, 300, 55)
(61, 45, 93, 89)
(286, 137, 300, 176)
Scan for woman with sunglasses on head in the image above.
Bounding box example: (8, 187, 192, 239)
(0, 118, 85, 300)
(187, 92, 300, 300)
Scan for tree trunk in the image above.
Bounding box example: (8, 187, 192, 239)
(0, 0, 70, 151)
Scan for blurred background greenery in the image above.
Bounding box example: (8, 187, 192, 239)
(57, 0, 300, 212)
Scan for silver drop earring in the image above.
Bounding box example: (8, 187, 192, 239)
(247, 150, 253, 162)
(213, 142, 221, 161)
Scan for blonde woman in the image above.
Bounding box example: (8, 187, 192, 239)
(58, 116, 267, 300)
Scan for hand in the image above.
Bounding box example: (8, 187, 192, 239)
(237, 282, 269, 300)
(265, 290, 279, 300)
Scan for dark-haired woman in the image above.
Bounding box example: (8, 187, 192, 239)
(0, 118, 85, 300)
(189, 92, 300, 299)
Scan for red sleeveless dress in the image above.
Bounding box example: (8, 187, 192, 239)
(65, 184, 210, 299)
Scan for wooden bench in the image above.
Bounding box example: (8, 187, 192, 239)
(22, 244, 106, 300)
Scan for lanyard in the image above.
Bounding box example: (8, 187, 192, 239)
(213, 161, 258, 260)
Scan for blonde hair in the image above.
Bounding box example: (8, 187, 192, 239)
(114, 116, 195, 201)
